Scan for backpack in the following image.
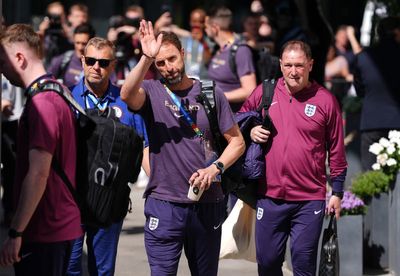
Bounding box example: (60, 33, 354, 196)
(196, 79, 276, 209)
(30, 79, 144, 227)
(229, 43, 281, 84)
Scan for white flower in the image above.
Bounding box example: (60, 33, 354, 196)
(377, 153, 389, 165)
(369, 143, 384, 155)
(390, 137, 400, 147)
(389, 130, 400, 140)
(379, 137, 391, 148)
(372, 163, 381, 170)
(387, 158, 397, 167)
(387, 144, 396, 155)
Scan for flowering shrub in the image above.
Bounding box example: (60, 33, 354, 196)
(351, 170, 390, 200)
(369, 130, 400, 180)
(340, 191, 366, 215)
(326, 191, 366, 216)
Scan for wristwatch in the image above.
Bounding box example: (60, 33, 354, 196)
(212, 161, 225, 174)
(8, 228, 23, 239)
(332, 191, 344, 199)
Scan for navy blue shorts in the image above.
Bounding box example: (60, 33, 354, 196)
(255, 198, 325, 276)
(14, 240, 74, 276)
(144, 197, 225, 276)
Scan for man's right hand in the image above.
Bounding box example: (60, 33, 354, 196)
(139, 20, 163, 60)
(250, 125, 270, 143)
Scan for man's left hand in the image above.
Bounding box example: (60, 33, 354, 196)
(326, 195, 341, 219)
(0, 237, 22, 267)
(188, 165, 220, 191)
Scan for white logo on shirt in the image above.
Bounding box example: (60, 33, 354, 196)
(149, 217, 159, 231)
(257, 207, 264, 220)
(112, 106, 123, 118)
(271, 101, 278, 106)
(314, 210, 322, 215)
(304, 104, 316, 117)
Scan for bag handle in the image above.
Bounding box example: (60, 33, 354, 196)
(328, 213, 338, 235)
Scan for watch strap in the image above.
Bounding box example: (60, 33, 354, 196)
(332, 191, 344, 199)
(8, 228, 23, 239)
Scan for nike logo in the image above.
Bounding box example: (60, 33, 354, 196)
(21, 252, 32, 259)
(271, 101, 278, 106)
(314, 210, 322, 215)
(174, 113, 184, 118)
(213, 223, 222, 230)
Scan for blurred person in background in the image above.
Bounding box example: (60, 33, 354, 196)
(65, 3, 90, 43)
(205, 5, 257, 113)
(37, 1, 73, 68)
(180, 8, 212, 79)
(1, 76, 25, 227)
(47, 23, 95, 87)
(107, 5, 158, 86)
(354, 16, 400, 171)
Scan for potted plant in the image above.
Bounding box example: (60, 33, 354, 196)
(351, 170, 390, 201)
(352, 130, 400, 271)
(368, 130, 400, 274)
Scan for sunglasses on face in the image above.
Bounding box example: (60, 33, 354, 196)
(84, 57, 113, 68)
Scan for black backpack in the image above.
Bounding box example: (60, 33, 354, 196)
(229, 43, 281, 84)
(31, 79, 144, 227)
(196, 79, 276, 209)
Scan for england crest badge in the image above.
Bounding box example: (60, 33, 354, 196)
(148, 216, 159, 231)
(304, 104, 316, 117)
(257, 207, 264, 220)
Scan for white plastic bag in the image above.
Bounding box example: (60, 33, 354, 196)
(219, 199, 257, 262)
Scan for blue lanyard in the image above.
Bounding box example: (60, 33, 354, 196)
(85, 93, 109, 111)
(163, 84, 204, 138)
(186, 38, 204, 64)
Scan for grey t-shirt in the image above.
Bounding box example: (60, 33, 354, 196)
(208, 40, 255, 112)
(139, 79, 235, 203)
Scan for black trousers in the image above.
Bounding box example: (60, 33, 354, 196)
(14, 240, 74, 276)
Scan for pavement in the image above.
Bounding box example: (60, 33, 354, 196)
(0, 183, 391, 276)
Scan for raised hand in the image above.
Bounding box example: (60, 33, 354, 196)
(139, 20, 163, 59)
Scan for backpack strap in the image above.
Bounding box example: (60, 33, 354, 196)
(57, 50, 74, 80)
(256, 79, 277, 130)
(229, 43, 249, 79)
(31, 78, 87, 116)
(196, 80, 225, 154)
(52, 158, 79, 203)
(256, 79, 276, 114)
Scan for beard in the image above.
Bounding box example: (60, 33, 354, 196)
(164, 64, 185, 85)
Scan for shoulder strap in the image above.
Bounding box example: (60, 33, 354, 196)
(256, 79, 276, 114)
(229, 43, 249, 78)
(32, 79, 87, 116)
(57, 50, 74, 79)
(52, 158, 78, 203)
(196, 80, 224, 154)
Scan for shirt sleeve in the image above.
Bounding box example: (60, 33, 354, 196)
(28, 94, 60, 155)
(235, 45, 256, 78)
(239, 83, 263, 112)
(325, 92, 348, 192)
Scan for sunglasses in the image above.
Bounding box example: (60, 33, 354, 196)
(84, 57, 114, 68)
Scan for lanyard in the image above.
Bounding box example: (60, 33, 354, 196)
(185, 38, 204, 65)
(163, 84, 204, 138)
(85, 93, 108, 111)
